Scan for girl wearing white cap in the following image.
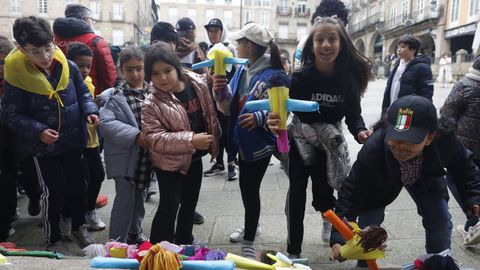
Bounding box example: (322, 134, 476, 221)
(212, 22, 284, 259)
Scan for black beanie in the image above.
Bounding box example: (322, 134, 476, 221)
(150, 22, 177, 45)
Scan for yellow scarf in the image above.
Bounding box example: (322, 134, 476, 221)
(84, 75, 95, 97)
(84, 76, 100, 148)
(4, 47, 69, 107)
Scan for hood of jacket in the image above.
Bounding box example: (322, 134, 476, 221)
(409, 54, 431, 66)
(53, 17, 94, 38)
(207, 18, 231, 45)
(96, 87, 117, 108)
(244, 54, 272, 87)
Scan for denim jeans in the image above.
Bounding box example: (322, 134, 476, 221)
(359, 185, 452, 254)
(446, 158, 480, 212)
(109, 177, 147, 243)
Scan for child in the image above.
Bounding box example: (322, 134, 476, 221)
(439, 56, 480, 246)
(98, 47, 152, 245)
(142, 42, 219, 245)
(267, 16, 374, 259)
(1, 16, 98, 252)
(381, 35, 433, 116)
(0, 35, 16, 242)
(66, 42, 106, 231)
(211, 22, 284, 258)
(203, 18, 238, 181)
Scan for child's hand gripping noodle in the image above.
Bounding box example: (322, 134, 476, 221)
(323, 210, 387, 270)
(192, 43, 248, 76)
(243, 72, 319, 152)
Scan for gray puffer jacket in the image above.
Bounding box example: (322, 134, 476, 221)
(439, 67, 480, 159)
(98, 87, 141, 179)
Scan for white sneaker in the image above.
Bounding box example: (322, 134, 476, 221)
(322, 218, 332, 243)
(229, 225, 262, 243)
(85, 210, 106, 231)
(458, 222, 480, 246)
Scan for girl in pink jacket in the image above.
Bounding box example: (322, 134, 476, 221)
(141, 42, 220, 245)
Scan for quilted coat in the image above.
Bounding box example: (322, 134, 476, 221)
(141, 71, 219, 174)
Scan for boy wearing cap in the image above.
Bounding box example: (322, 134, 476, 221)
(175, 17, 208, 74)
(329, 95, 480, 264)
(212, 22, 284, 258)
(203, 18, 238, 181)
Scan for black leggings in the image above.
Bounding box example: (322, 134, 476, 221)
(239, 155, 271, 241)
(150, 159, 203, 245)
(286, 143, 336, 255)
(215, 110, 230, 164)
(84, 147, 105, 211)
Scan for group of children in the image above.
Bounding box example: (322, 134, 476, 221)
(1, 9, 479, 270)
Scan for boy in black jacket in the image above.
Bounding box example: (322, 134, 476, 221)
(382, 35, 433, 116)
(330, 95, 480, 265)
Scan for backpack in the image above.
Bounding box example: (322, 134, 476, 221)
(91, 37, 121, 67)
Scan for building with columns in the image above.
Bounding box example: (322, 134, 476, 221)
(0, 0, 158, 46)
(155, 0, 319, 62)
(345, 0, 479, 79)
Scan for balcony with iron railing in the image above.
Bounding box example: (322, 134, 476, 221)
(347, 12, 385, 34)
(110, 12, 125, 22)
(275, 33, 299, 44)
(295, 7, 310, 17)
(276, 6, 292, 17)
(379, 5, 441, 32)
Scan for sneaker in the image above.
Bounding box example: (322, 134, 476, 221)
(356, 260, 368, 268)
(288, 253, 301, 259)
(47, 241, 84, 257)
(229, 225, 262, 243)
(17, 187, 26, 197)
(227, 164, 237, 181)
(60, 216, 72, 237)
(458, 221, 480, 246)
(95, 195, 108, 209)
(85, 210, 106, 231)
(70, 226, 95, 248)
(322, 217, 332, 243)
(241, 240, 256, 260)
(146, 184, 157, 200)
(28, 198, 41, 216)
(193, 211, 205, 225)
(127, 232, 149, 245)
(8, 227, 15, 236)
(204, 163, 225, 177)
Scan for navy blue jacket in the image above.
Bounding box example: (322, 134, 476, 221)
(330, 129, 480, 246)
(1, 61, 98, 159)
(230, 66, 279, 161)
(382, 55, 434, 113)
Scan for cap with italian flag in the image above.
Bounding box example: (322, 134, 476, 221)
(385, 95, 438, 144)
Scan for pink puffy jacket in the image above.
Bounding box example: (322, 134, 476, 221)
(142, 72, 219, 175)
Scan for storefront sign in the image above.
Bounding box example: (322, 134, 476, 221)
(445, 23, 477, 38)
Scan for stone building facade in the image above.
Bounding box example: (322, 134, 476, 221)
(1, 0, 158, 46)
(345, 0, 479, 79)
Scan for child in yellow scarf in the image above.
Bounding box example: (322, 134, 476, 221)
(1, 16, 99, 250)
